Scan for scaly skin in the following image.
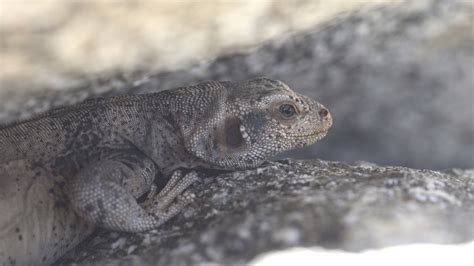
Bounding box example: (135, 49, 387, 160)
(0, 78, 332, 265)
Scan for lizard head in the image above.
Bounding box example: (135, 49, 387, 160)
(183, 78, 332, 170)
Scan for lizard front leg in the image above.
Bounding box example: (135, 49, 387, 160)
(66, 154, 197, 232)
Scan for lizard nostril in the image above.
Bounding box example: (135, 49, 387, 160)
(318, 108, 329, 118)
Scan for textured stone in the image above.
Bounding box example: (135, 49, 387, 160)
(57, 159, 474, 265)
(0, 0, 388, 93)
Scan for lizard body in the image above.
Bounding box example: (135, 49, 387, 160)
(0, 78, 332, 265)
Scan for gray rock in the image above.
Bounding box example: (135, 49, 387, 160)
(0, 0, 378, 93)
(56, 159, 474, 265)
(2, 0, 471, 169)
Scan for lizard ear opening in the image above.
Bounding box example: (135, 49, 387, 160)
(224, 117, 245, 148)
(183, 115, 247, 168)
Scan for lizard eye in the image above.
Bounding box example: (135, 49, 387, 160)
(279, 104, 297, 119)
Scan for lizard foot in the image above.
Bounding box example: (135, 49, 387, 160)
(143, 170, 199, 215)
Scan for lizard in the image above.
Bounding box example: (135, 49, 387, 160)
(0, 77, 332, 265)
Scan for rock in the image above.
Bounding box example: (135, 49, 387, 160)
(0, 0, 385, 94)
(2, 0, 472, 169)
(250, 242, 474, 265)
(56, 159, 474, 265)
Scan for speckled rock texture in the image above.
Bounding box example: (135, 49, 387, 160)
(56, 159, 474, 265)
(1, 0, 388, 92)
(2, 0, 472, 170)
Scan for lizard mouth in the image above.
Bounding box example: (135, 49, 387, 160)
(290, 130, 328, 140)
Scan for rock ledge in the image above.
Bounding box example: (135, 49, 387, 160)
(57, 159, 474, 265)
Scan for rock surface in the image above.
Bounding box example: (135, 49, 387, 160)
(1, 0, 472, 169)
(56, 159, 474, 265)
(0, 0, 388, 93)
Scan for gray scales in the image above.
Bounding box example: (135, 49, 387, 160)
(0, 78, 332, 265)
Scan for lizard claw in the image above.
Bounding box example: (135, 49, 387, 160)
(144, 170, 199, 214)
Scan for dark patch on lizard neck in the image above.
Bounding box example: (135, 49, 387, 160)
(225, 117, 244, 148)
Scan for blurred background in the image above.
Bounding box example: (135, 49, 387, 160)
(0, 0, 473, 170)
(0, 0, 389, 94)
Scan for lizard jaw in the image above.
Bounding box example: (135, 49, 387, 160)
(291, 129, 329, 140)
